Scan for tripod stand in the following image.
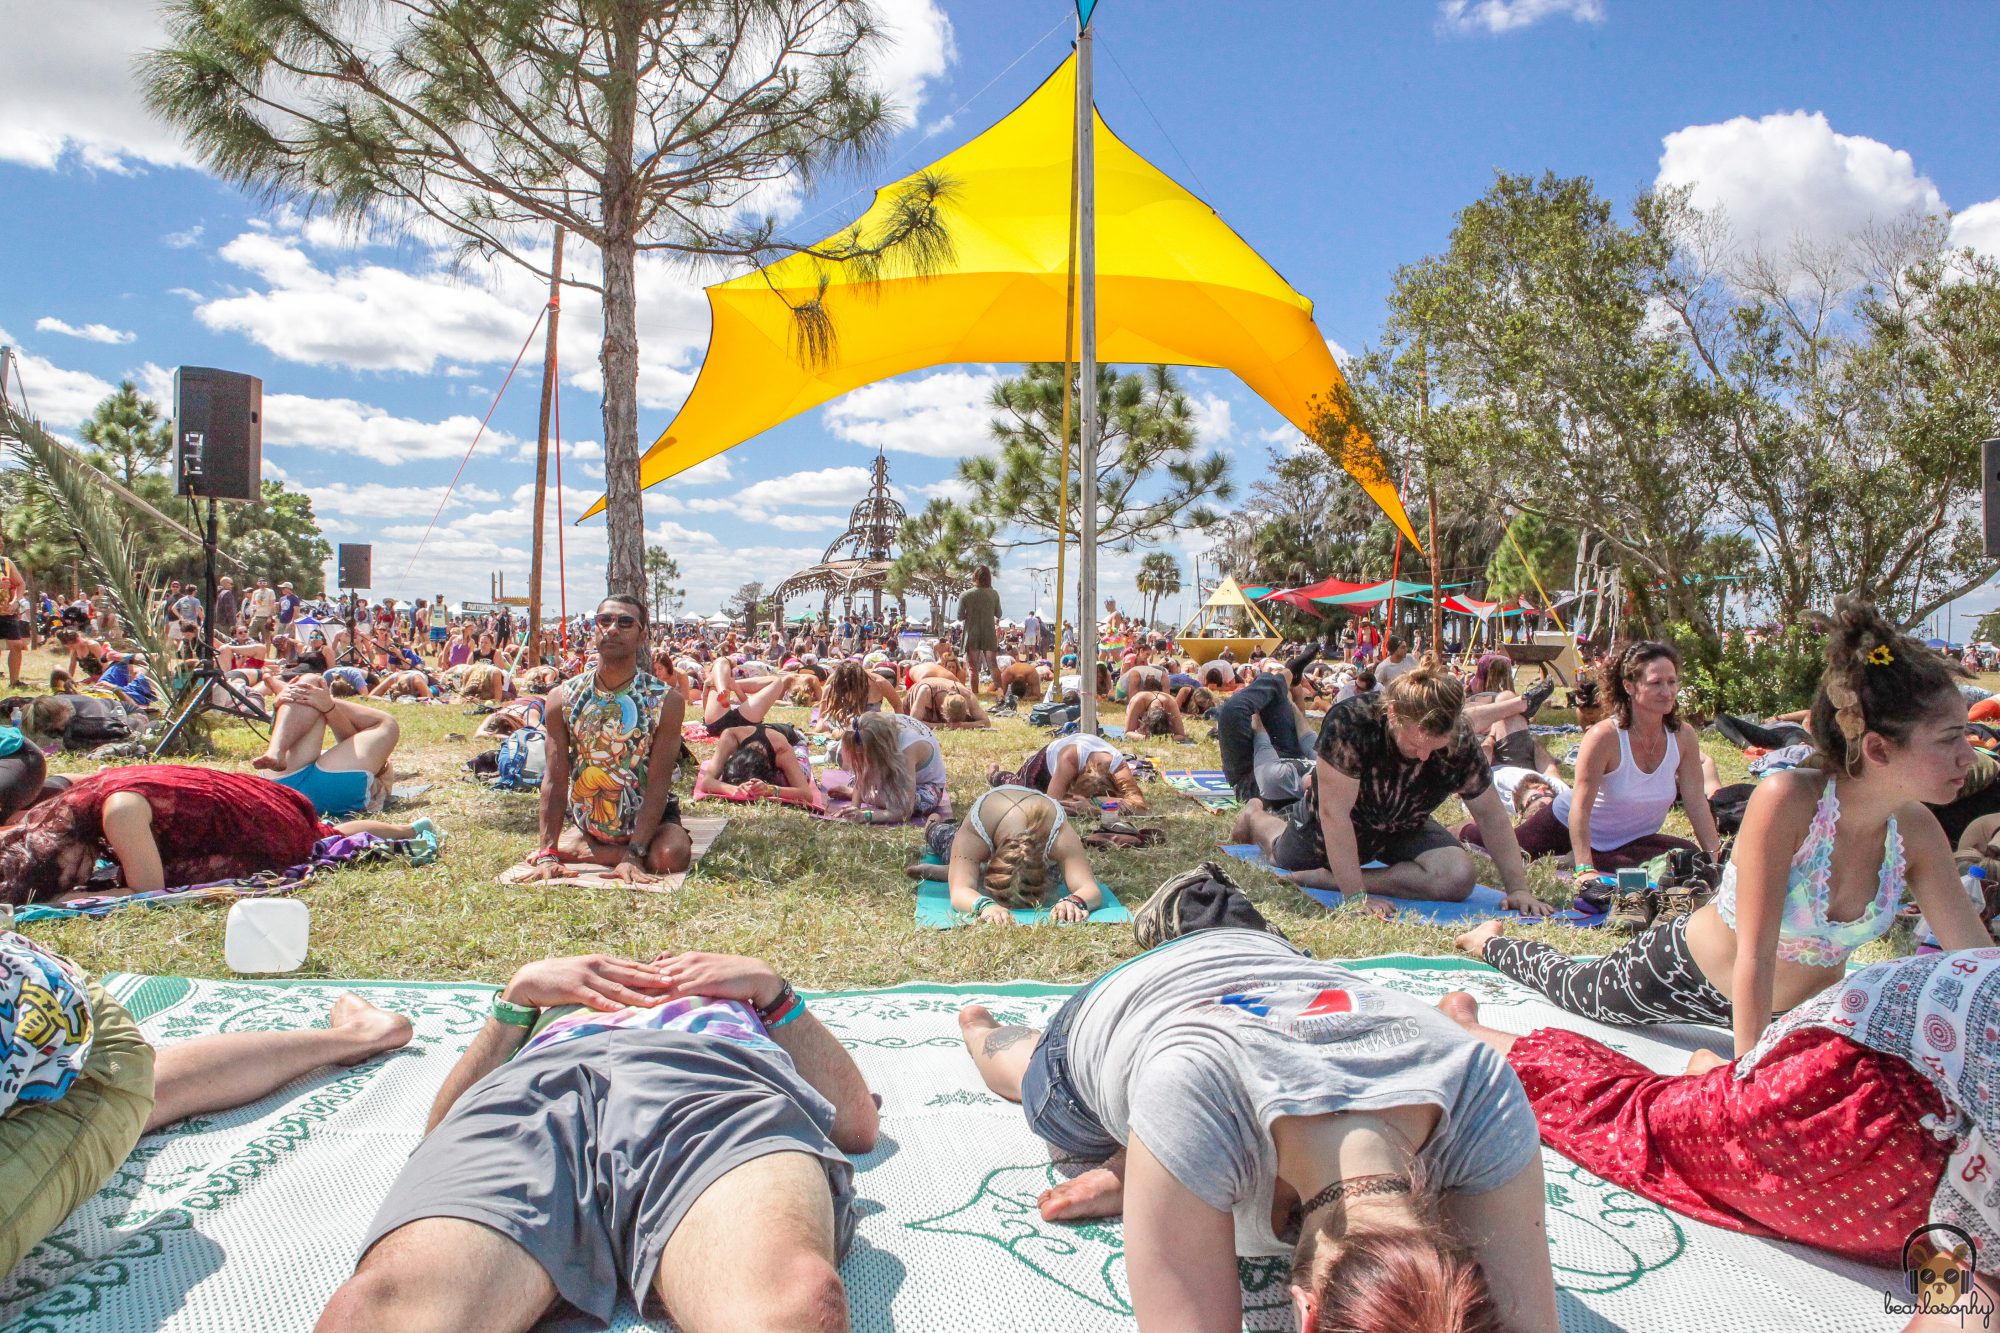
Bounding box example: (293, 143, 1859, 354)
(153, 496, 271, 756)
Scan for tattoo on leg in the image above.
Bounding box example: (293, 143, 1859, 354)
(982, 1026, 1039, 1058)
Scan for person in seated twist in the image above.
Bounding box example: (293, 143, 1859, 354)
(908, 785, 1104, 925)
(1234, 667, 1552, 916)
(956, 925, 1559, 1333)
(1458, 598, 1993, 1053)
(1437, 949, 1998, 1332)
(513, 596, 691, 883)
(315, 947, 878, 1333)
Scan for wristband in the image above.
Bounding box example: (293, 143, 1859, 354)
(491, 996, 540, 1028)
(755, 980, 798, 1024)
(531, 847, 562, 865)
(765, 993, 806, 1029)
(1060, 893, 1089, 912)
(1573, 864, 1600, 881)
(971, 895, 998, 916)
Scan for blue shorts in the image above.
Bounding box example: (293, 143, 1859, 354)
(273, 763, 370, 818)
(429, 627, 448, 642)
(1020, 987, 1119, 1162)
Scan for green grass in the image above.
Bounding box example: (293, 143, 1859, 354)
(13, 645, 1920, 988)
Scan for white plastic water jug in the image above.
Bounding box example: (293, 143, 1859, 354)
(225, 899, 310, 973)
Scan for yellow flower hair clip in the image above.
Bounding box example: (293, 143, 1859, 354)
(1866, 644, 1894, 667)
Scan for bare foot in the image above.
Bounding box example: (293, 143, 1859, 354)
(986, 763, 1007, 786)
(1683, 1048, 1730, 1076)
(958, 1003, 999, 1043)
(1435, 990, 1480, 1027)
(1040, 1166, 1125, 1221)
(328, 994, 415, 1064)
(251, 753, 284, 771)
(1455, 920, 1506, 956)
(1227, 805, 1257, 843)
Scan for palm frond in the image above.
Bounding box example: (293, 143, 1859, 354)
(3, 403, 171, 664)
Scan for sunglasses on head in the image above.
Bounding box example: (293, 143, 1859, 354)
(595, 612, 640, 629)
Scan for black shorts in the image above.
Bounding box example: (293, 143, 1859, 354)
(0, 616, 25, 642)
(1272, 807, 1460, 872)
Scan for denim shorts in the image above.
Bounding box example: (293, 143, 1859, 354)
(1020, 987, 1120, 1162)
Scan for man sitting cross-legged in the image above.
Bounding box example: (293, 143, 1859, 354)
(512, 594, 691, 883)
(315, 948, 879, 1333)
(1233, 666, 1553, 916)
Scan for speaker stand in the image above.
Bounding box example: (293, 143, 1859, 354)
(153, 497, 271, 756)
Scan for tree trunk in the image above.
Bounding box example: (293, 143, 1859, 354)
(598, 230, 644, 601)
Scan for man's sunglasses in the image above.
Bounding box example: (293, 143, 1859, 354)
(595, 612, 640, 629)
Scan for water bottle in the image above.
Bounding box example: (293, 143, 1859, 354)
(225, 899, 311, 973)
(1917, 866, 1987, 950)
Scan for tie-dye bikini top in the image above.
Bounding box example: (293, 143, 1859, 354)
(1714, 775, 1905, 968)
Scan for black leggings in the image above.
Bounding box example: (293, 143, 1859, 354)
(1481, 914, 1732, 1028)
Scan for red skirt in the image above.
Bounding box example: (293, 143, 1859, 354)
(1508, 1026, 1949, 1266)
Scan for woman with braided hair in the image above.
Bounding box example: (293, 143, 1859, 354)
(1458, 597, 1994, 1056)
(908, 786, 1104, 924)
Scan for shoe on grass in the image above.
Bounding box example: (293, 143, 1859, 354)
(1654, 884, 1709, 926)
(1608, 889, 1655, 934)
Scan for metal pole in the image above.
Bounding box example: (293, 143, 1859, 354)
(1049, 36, 1083, 700)
(527, 225, 566, 665)
(1076, 24, 1100, 730)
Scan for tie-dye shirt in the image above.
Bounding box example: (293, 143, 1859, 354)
(1, 933, 95, 1114)
(524, 994, 777, 1056)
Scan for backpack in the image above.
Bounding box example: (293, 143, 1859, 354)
(1131, 860, 1289, 951)
(59, 694, 137, 748)
(492, 726, 547, 790)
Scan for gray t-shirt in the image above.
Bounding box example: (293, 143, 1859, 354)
(1063, 929, 1538, 1256)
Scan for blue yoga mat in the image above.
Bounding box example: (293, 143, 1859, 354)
(913, 853, 1131, 928)
(1218, 843, 1605, 927)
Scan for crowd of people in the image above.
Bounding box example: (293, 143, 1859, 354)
(3, 555, 1998, 1331)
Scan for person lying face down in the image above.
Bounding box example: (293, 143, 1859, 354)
(956, 924, 1560, 1333)
(316, 947, 878, 1333)
(908, 785, 1105, 925)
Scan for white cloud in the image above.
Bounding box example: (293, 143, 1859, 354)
(162, 225, 205, 250)
(1190, 393, 1234, 445)
(675, 454, 734, 485)
(736, 466, 878, 510)
(1325, 338, 1352, 365)
(866, 0, 956, 122)
(1953, 199, 2000, 261)
(1439, 0, 1603, 34)
(822, 367, 1000, 457)
(261, 392, 526, 466)
(1656, 111, 1945, 258)
(309, 481, 502, 519)
(0, 0, 195, 173)
(911, 477, 973, 504)
(761, 512, 850, 533)
(35, 317, 135, 345)
(0, 331, 116, 433)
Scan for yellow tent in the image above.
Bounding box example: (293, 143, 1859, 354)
(584, 55, 1415, 545)
(1176, 574, 1282, 663)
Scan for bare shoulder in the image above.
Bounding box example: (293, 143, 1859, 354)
(1745, 767, 1823, 830)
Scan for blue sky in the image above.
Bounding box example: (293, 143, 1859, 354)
(3, 0, 1997, 630)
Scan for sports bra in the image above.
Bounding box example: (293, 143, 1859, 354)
(967, 785, 1066, 857)
(1714, 775, 1906, 968)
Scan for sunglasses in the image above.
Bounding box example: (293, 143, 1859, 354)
(595, 613, 640, 629)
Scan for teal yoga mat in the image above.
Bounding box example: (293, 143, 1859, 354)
(914, 853, 1131, 928)
(1218, 842, 1606, 927)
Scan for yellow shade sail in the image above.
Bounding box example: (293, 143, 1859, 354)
(585, 55, 1416, 546)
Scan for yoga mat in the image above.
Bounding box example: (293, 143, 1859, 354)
(2, 963, 1909, 1332)
(914, 880, 1131, 929)
(12, 827, 444, 924)
(1218, 843, 1606, 927)
(493, 816, 728, 894)
(820, 768, 953, 825)
(1162, 769, 1240, 812)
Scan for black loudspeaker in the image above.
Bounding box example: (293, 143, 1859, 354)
(174, 367, 263, 503)
(1985, 438, 2000, 559)
(338, 544, 373, 590)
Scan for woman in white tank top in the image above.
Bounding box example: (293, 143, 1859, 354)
(1466, 642, 1720, 876)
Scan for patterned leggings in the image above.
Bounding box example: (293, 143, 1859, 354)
(1482, 914, 1732, 1027)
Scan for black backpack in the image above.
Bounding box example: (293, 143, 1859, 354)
(59, 694, 138, 748)
(1132, 860, 1289, 951)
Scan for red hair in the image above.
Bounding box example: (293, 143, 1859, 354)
(1306, 1224, 1505, 1333)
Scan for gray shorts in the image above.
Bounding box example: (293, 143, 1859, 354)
(359, 1029, 855, 1322)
